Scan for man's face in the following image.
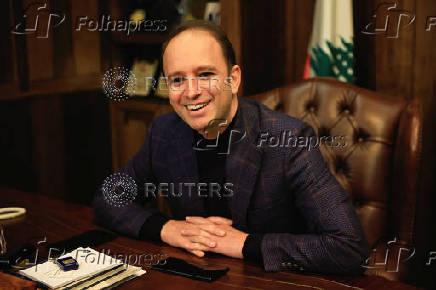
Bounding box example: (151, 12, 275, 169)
(163, 29, 240, 132)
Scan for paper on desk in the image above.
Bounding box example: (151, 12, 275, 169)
(18, 247, 145, 289)
(58, 264, 145, 290)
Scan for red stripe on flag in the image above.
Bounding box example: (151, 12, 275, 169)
(302, 53, 311, 79)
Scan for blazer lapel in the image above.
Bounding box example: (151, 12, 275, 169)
(226, 99, 263, 231)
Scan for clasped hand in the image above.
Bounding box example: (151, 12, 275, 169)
(160, 216, 248, 258)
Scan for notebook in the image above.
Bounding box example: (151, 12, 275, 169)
(18, 247, 145, 289)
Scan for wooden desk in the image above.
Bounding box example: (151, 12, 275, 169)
(0, 188, 418, 290)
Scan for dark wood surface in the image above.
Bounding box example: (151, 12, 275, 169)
(0, 188, 419, 290)
(0, 272, 36, 290)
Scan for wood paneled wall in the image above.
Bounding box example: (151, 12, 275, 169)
(221, 0, 315, 97)
(1, 0, 106, 200)
(353, 0, 436, 287)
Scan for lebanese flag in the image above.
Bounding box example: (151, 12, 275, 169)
(303, 0, 354, 83)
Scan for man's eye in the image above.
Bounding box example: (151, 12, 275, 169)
(171, 77, 183, 84)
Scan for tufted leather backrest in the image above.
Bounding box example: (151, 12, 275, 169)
(250, 78, 422, 281)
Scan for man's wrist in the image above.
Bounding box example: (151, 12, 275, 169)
(139, 213, 169, 242)
(159, 219, 174, 243)
(242, 233, 264, 264)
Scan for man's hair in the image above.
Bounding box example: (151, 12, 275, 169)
(161, 20, 236, 73)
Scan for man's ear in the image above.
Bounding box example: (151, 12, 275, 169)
(229, 65, 241, 95)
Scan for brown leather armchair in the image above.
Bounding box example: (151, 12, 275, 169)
(250, 78, 422, 283)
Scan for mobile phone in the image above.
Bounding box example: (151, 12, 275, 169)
(151, 257, 229, 282)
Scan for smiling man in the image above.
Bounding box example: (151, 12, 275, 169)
(94, 20, 369, 274)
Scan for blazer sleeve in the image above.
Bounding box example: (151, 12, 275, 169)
(93, 121, 161, 238)
(260, 124, 370, 275)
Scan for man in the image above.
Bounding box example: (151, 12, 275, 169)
(94, 20, 369, 274)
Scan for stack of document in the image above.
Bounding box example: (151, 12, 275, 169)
(18, 247, 145, 289)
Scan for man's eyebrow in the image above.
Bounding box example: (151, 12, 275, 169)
(166, 71, 184, 79)
(167, 66, 219, 79)
(195, 65, 218, 72)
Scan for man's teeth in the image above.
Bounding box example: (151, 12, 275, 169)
(186, 101, 210, 111)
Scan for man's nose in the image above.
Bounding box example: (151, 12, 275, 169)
(186, 77, 201, 99)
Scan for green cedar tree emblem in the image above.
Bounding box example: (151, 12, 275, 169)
(310, 38, 354, 83)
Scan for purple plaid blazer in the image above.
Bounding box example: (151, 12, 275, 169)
(94, 97, 369, 274)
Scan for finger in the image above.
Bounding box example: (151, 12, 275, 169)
(181, 228, 202, 237)
(187, 235, 217, 248)
(207, 216, 233, 225)
(184, 242, 211, 252)
(181, 229, 215, 242)
(189, 250, 205, 257)
(198, 224, 226, 237)
(185, 216, 213, 225)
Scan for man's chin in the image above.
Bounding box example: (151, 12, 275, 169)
(183, 116, 210, 132)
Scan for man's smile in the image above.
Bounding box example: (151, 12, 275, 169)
(185, 100, 211, 111)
